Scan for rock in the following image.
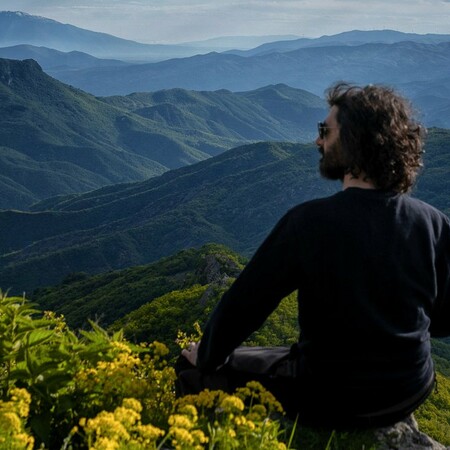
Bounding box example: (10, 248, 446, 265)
(374, 415, 449, 449)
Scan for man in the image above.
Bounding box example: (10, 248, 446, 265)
(178, 83, 450, 427)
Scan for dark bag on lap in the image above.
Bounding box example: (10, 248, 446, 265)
(228, 346, 295, 376)
(176, 345, 297, 397)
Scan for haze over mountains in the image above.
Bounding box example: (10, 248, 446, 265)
(0, 11, 298, 61)
(1, 11, 450, 129)
(0, 11, 202, 61)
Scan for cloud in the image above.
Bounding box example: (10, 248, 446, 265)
(2, 0, 450, 43)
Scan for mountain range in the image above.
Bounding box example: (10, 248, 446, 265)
(50, 41, 450, 100)
(2, 12, 450, 128)
(0, 11, 299, 61)
(0, 44, 129, 71)
(1, 129, 450, 295)
(0, 141, 333, 293)
(3, 11, 450, 61)
(0, 57, 325, 210)
(0, 11, 204, 61)
(228, 29, 450, 57)
(39, 40, 450, 129)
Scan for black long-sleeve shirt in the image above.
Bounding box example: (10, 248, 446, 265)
(197, 188, 450, 414)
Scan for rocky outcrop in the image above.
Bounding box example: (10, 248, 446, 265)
(374, 416, 449, 449)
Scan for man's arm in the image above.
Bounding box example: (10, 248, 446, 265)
(429, 218, 450, 337)
(195, 211, 301, 372)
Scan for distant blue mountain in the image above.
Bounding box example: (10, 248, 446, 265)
(0, 44, 128, 70)
(226, 29, 450, 57)
(45, 40, 450, 128)
(0, 11, 203, 61)
(0, 11, 299, 61)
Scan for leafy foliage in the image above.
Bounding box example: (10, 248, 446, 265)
(0, 291, 316, 449)
(1, 281, 450, 448)
(0, 291, 176, 448)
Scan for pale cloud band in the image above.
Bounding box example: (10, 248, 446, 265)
(1, 0, 449, 43)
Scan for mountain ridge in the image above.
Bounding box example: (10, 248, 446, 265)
(0, 57, 326, 210)
(0, 141, 334, 293)
(227, 29, 450, 57)
(0, 10, 200, 61)
(50, 40, 450, 106)
(1, 128, 450, 295)
(0, 44, 129, 70)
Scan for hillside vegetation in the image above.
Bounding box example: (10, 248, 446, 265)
(33, 244, 246, 331)
(1, 128, 450, 294)
(0, 141, 338, 293)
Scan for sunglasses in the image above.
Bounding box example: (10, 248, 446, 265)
(317, 122, 339, 139)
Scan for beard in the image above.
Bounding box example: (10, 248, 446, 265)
(318, 140, 347, 181)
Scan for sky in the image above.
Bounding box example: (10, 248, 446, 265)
(1, 0, 450, 44)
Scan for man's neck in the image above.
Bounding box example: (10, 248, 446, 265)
(342, 172, 376, 190)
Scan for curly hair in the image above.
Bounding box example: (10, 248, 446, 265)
(326, 83, 425, 193)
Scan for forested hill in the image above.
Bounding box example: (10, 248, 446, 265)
(32, 243, 246, 331)
(0, 57, 326, 210)
(1, 129, 450, 295)
(0, 141, 335, 293)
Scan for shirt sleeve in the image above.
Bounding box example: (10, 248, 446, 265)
(197, 210, 301, 371)
(429, 217, 450, 337)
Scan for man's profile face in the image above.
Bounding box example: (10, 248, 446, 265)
(316, 106, 347, 181)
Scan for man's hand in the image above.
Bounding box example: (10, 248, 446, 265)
(181, 341, 200, 366)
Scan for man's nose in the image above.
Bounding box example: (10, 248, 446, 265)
(315, 136, 322, 146)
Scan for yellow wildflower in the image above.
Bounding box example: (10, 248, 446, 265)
(242, 418, 256, 431)
(176, 389, 221, 410)
(85, 412, 130, 440)
(113, 406, 140, 429)
(122, 398, 142, 413)
(170, 426, 194, 446)
(250, 404, 267, 419)
(150, 341, 170, 357)
(14, 433, 35, 450)
(135, 424, 165, 442)
(169, 414, 194, 429)
(9, 388, 31, 418)
(0, 412, 21, 432)
(191, 429, 208, 445)
(91, 436, 119, 450)
(178, 404, 198, 420)
(219, 395, 245, 413)
(111, 341, 132, 354)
